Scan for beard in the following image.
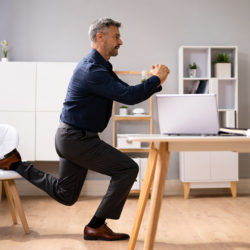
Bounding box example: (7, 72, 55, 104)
(109, 46, 119, 57)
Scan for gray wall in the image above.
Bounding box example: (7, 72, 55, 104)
(1, 0, 250, 179)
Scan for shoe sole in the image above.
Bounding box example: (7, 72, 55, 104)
(84, 235, 129, 241)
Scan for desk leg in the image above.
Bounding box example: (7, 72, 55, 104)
(128, 143, 158, 250)
(144, 142, 170, 250)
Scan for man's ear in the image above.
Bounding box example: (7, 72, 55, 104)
(96, 32, 104, 42)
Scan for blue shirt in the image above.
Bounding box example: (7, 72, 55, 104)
(60, 49, 162, 132)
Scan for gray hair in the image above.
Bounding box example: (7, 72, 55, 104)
(88, 18, 121, 42)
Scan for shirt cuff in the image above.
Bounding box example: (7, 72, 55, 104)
(148, 75, 161, 86)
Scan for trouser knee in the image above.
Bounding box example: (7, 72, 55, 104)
(56, 193, 78, 206)
(128, 160, 139, 179)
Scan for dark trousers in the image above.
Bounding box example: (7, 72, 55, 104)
(15, 123, 139, 219)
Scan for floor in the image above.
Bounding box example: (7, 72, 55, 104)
(0, 195, 250, 250)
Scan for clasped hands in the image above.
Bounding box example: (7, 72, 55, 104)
(149, 64, 170, 85)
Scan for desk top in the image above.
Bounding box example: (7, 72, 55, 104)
(126, 134, 250, 152)
(126, 134, 250, 142)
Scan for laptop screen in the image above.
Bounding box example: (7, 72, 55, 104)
(156, 94, 219, 135)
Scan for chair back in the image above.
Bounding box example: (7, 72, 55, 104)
(0, 124, 19, 158)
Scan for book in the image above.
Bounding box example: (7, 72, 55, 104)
(196, 80, 208, 94)
(219, 127, 250, 136)
(191, 80, 200, 94)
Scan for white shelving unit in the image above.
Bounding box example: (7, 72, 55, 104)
(178, 46, 238, 198)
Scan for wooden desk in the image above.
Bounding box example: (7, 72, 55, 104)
(126, 134, 250, 250)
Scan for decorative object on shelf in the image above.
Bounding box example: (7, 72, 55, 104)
(213, 53, 231, 78)
(132, 108, 145, 115)
(141, 70, 148, 82)
(1, 40, 9, 62)
(188, 62, 197, 78)
(119, 105, 128, 116)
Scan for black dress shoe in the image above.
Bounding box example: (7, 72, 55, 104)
(84, 223, 130, 241)
(0, 149, 21, 170)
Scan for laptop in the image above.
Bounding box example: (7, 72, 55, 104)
(156, 94, 219, 135)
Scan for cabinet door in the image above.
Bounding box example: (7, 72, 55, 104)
(0, 62, 36, 111)
(36, 62, 77, 111)
(0, 112, 35, 160)
(183, 152, 210, 181)
(210, 152, 238, 181)
(36, 112, 60, 161)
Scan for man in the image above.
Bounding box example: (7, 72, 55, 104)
(0, 18, 170, 241)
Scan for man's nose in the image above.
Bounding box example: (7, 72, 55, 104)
(119, 39, 123, 45)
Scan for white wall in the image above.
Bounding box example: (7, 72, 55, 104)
(1, 0, 250, 179)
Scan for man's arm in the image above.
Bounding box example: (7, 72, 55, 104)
(85, 64, 170, 105)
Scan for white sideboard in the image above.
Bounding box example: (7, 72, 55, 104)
(0, 62, 77, 161)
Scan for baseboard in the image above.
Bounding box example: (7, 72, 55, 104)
(10, 178, 250, 197)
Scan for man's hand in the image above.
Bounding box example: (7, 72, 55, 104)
(149, 64, 170, 85)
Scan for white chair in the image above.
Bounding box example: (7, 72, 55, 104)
(0, 124, 30, 234)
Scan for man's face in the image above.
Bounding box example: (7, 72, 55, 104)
(101, 26, 123, 58)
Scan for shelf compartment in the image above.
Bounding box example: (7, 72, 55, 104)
(209, 79, 236, 110)
(211, 47, 237, 78)
(183, 79, 209, 94)
(219, 110, 236, 128)
(183, 47, 209, 78)
(218, 79, 236, 109)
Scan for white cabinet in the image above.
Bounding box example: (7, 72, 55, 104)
(35, 62, 76, 161)
(181, 152, 210, 181)
(0, 62, 36, 160)
(36, 62, 76, 111)
(178, 46, 238, 198)
(210, 152, 238, 181)
(0, 62, 36, 111)
(0, 62, 76, 161)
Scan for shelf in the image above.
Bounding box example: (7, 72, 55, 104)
(211, 77, 236, 80)
(114, 115, 151, 121)
(117, 148, 150, 153)
(218, 108, 237, 112)
(112, 70, 153, 190)
(183, 78, 209, 81)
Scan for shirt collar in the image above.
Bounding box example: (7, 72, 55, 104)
(89, 48, 113, 71)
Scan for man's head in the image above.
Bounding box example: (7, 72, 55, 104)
(89, 18, 123, 61)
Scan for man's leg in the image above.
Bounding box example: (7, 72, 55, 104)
(92, 141, 139, 220)
(56, 133, 138, 240)
(9, 125, 88, 206)
(57, 133, 139, 220)
(11, 157, 87, 206)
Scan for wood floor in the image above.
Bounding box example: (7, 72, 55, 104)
(0, 195, 250, 250)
